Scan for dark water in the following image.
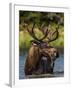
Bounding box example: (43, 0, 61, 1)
(19, 52, 64, 79)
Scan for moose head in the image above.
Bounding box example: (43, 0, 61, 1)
(25, 23, 59, 75)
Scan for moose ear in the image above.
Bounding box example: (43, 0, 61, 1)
(56, 51, 59, 58)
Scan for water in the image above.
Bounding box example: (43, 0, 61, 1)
(19, 52, 64, 79)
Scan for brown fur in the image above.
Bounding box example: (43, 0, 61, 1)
(25, 44, 59, 75)
(25, 44, 40, 75)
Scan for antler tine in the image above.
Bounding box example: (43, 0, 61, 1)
(30, 23, 40, 41)
(27, 23, 59, 44)
(48, 25, 59, 43)
(27, 25, 32, 35)
(27, 23, 37, 40)
(40, 29, 49, 41)
(27, 23, 49, 42)
(32, 22, 35, 33)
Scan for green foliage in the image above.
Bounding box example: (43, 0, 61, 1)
(19, 31, 33, 50)
(19, 11, 64, 26)
(19, 11, 64, 50)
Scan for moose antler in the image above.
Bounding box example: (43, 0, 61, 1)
(27, 23, 49, 43)
(38, 23, 59, 43)
(47, 25, 59, 43)
(27, 23, 59, 45)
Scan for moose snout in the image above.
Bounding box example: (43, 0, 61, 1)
(39, 55, 53, 74)
(42, 56, 48, 61)
(41, 56, 48, 73)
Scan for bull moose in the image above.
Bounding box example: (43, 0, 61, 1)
(24, 23, 59, 76)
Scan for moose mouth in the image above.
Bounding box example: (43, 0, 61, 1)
(38, 55, 53, 74)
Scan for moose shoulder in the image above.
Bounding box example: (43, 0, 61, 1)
(24, 23, 59, 75)
(25, 44, 40, 75)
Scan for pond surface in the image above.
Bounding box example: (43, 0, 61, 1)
(19, 51, 64, 79)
